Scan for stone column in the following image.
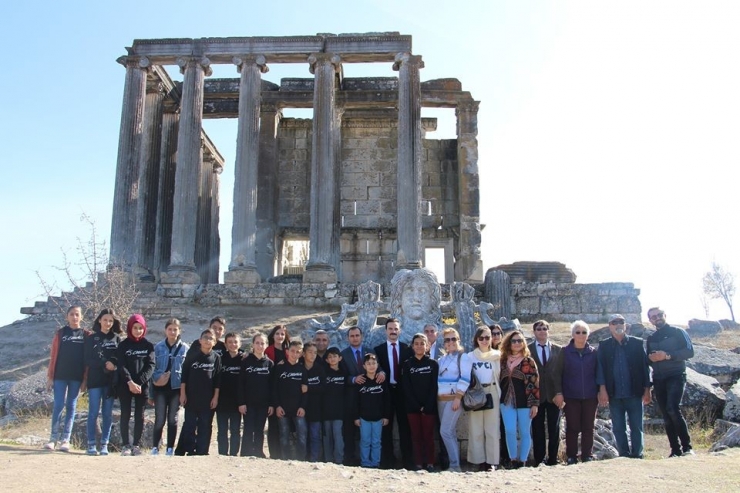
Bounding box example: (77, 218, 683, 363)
(195, 147, 212, 284)
(224, 55, 268, 285)
(209, 165, 222, 284)
(255, 103, 282, 280)
(110, 56, 149, 267)
(454, 100, 483, 282)
(303, 53, 341, 284)
(164, 56, 211, 284)
(133, 79, 165, 280)
(153, 111, 179, 276)
(393, 52, 424, 270)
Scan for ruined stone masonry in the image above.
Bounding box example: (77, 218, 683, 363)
(22, 34, 642, 324)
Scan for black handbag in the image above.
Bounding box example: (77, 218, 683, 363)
(458, 354, 494, 411)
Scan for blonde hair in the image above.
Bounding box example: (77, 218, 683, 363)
(441, 327, 464, 353)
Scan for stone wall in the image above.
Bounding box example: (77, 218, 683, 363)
(277, 119, 312, 230)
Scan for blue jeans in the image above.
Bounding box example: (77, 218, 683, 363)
(501, 404, 533, 462)
(50, 380, 81, 442)
(359, 419, 382, 467)
(152, 387, 180, 449)
(217, 410, 242, 456)
(87, 386, 114, 447)
(278, 415, 307, 460)
(241, 405, 268, 457)
(437, 400, 463, 467)
(654, 374, 691, 453)
(307, 421, 323, 461)
(323, 419, 344, 464)
(609, 396, 644, 458)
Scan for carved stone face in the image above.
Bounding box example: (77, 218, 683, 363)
(401, 277, 433, 320)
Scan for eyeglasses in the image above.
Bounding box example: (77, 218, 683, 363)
(511, 339, 524, 344)
(609, 321, 625, 325)
(534, 327, 549, 332)
(491, 332, 503, 336)
(574, 331, 588, 335)
(477, 336, 491, 341)
(444, 337, 458, 343)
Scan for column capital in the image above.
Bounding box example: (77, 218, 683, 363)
(307, 53, 341, 75)
(456, 100, 480, 115)
(233, 55, 269, 74)
(177, 56, 213, 76)
(260, 102, 280, 113)
(117, 55, 151, 70)
(392, 52, 424, 71)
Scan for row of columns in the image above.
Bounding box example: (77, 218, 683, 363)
(112, 51, 435, 285)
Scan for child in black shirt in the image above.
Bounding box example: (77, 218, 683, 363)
(177, 329, 221, 455)
(238, 333, 273, 457)
(273, 340, 308, 460)
(303, 342, 325, 462)
(354, 353, 390, 468)
(323, 347, 347, 464)
(216, 332, 243, 456)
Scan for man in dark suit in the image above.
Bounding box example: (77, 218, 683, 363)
(373, 318, 413, 469)
(528, 319, 562, 466)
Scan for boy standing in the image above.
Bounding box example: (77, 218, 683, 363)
(323, 347, 347, 464)
(354, 354, 390, 468)
(178, 329, 221, 455)
(273, 340, 308, 460)
(216, 332, 243, 456)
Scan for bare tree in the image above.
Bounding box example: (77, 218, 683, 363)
(702, 262, 736, 322)
(36, 214, 140, 325)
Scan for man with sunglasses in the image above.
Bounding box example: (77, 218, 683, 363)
(596, 314, 652, 458)
(646, 307, 694, 457)
(528, 320, 562, 466)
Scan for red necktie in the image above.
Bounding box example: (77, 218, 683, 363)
(392, 343, 399, 383)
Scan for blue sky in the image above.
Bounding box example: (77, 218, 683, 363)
(1, 1, 738, 326)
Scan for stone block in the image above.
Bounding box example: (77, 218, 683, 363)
(380, 173, 397, 187)
(340, 186, 368, 200)
(516, 296, 540, 315)
(561, 296, 581, 313)
(295, 138, 309, 149)
(380, 200, 396, 214)
(340, 172, 380, 187)
(356, 200, 381, 215)
(223, 269, 261, 286)
(540, 297, 562, 314)
(368, 186, 396, 200)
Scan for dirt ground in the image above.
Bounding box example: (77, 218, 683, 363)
(0, 444, 738, 493)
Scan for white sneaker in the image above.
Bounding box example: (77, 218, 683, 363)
(44, 441, 56, 451)
(121, 446, 132, 456)
(131, 446, 142, 456)
(59, 441, 71, 452)
(150, 447, 159, 456)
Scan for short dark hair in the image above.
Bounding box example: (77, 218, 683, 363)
(385, 318, 400, 328)
(209, 316, 226, 327)
(224, 332, 240, 342)
(303, 341, 317, 351)
(200, 328, 215, 338)
(363, 353, 377, 362)
(347, 326, 362, 336)
(326, 347, 341, 357)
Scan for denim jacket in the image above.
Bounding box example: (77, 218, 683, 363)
(152, 339, 189, 390)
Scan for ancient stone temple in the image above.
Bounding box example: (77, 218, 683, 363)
(108, 32, 483, 288)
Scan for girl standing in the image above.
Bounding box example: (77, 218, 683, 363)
(116, 314, 155, 456)
(265, 325, 290, 459)
(499, 330, 539, 468)
(84, 308, 123, 455)
(463, 325, 502, 471)
(238, 333, 273, 457)
(150, 318, 188, 456)
(45, 306, 89, 452)
(402, 333, 439, 472)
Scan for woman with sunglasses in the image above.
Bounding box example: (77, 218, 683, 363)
(436, 328, 467, 472)
(463, 325, 502, 471)
(499, 330, 539, 469)
(551, 320, 599, 464)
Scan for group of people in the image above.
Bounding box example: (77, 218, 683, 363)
(45, 305, 695, 469)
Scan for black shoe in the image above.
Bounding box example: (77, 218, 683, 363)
(582, 456, 594, 463)
(425, 465, 435, 473)
(668, 450, 683, 458)
(511, 460, 523, 469)
(566, 457, 578, 465)
(477, 463, 492, 472)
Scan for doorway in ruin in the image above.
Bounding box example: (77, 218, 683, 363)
(281, 238, 309, 275)
(422, 238, 454, 284)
